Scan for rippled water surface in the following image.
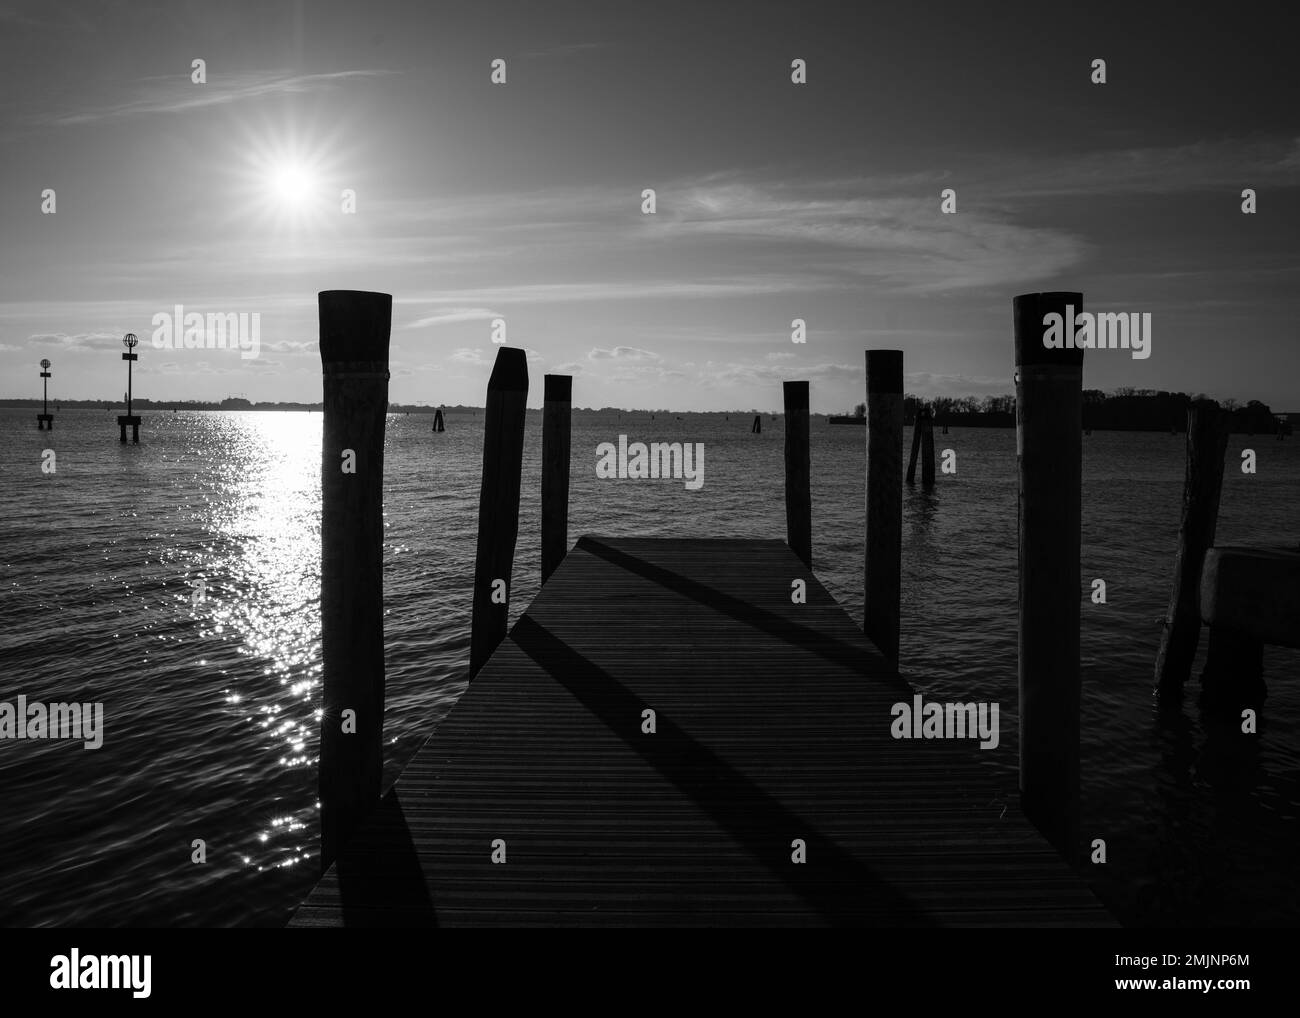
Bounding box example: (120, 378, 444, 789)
(1, 408, 1297, 926)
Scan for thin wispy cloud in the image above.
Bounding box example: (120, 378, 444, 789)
(405, 307, 501, 329)
(40, 69, 394, 126)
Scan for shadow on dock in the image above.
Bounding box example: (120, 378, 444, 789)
(334, 791, 438, 927)
(511, 613, 935, 926)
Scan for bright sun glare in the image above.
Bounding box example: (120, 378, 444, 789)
(269, 162, 316, 206)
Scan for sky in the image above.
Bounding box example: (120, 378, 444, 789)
(1, 0, 1297, 411)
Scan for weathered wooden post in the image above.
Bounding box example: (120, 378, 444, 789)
(752, 414, 762, 434)
(37, 359, 52, 430)
(318, 289, 391, 873)
(905, 406, 936, 486)
(906, 408, 923, 485)
(865, 350, 903, 669)
(432, 407, 445, 432)
(470, 347, 529, 679)
(783, 380, 812, 568)
(118, 333, 141, 443)
(541, 374, 572, 584)
(1153, 399, 1228, 698)
(1014, 291, 1083, 862)
(920, 407, 936, 487)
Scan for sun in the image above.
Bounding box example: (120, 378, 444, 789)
(269, 161, 317, 207)
(224, 111, 358, 235)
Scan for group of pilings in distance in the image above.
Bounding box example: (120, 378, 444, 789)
(314, 288, 1091, 872)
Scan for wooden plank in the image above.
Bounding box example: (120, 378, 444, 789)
(291, 536, 1113, 927)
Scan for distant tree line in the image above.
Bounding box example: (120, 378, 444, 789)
(877, 390, 1287, 434)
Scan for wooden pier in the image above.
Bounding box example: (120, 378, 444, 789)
(291, 535, 1111, 927)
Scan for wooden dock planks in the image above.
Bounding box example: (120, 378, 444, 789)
(291, 536, 1113, 927)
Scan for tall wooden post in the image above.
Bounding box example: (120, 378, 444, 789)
(470, 347, 529, 679)
(318, 289, 391, 873)
(1154, 400, 1229, 697)
(783, 380, 812, 568)
(865, 350, 903, 669)
(1014, 291, 1083, 862)
(541, 374, 572, 584)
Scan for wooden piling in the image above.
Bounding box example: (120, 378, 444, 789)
(1153, 399, 1229, 698)
(920, 408, 935, 487)
(541, 374, 572, 584)
(1014, 291, 1083, 862)
(752, 414, 762, 434)
(906, 406, 936, 486)
(906, 410, 923, 485)
(432, 408, 445, 432)
(317, 289, 392, 873)
(864, 350, 903, 669)
(783, 380, 812, 568)
(470, 347, 529, 679)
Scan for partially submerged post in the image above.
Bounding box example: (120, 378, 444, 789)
(318, 289, 392, 873)
(752, 414, 762, 434)
(37, 359, 52, 430)
(470, 347, 529, 679)
(117, 334, 141, 443)
(1153, 400, 1229, 698)
(541, 374, 572, 584)
(783, 380, 812, 568)
(905, 406, 936, 487)
(906, 407, 922, 485)
(432, 407, 445, 432)
(1014, 291, 1083, 862)
(920, 408, 936, 487)
(865, 350, 903, 669)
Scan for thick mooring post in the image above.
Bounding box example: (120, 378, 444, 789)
(317, 289, 391, 873)
(432, 407, 445, 432)
(37, 359, 52, 430)
(541, 374, 572, 584)
(865, 350, 903, 669)
(470, 347, 529, 679)
(117, 333, 141, 443)
(1154, 399, 1229, 698)
(752, 414, 762, 434)
(1014, 291, 1083, 862)
(783, 381, 812, 568)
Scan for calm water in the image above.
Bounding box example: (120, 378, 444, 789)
(1, 407, 1297, 927)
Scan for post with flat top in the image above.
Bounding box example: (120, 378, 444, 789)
(783, 380, 812, 568)
(470, 347, 529, 679)
(865, 350, 903, 669)
(1014, 290, 1083, 863)
(541, 374, 572, 584)
(317, 289, 391, 873)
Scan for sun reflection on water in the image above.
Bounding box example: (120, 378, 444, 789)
(186, 412, 323, 872)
